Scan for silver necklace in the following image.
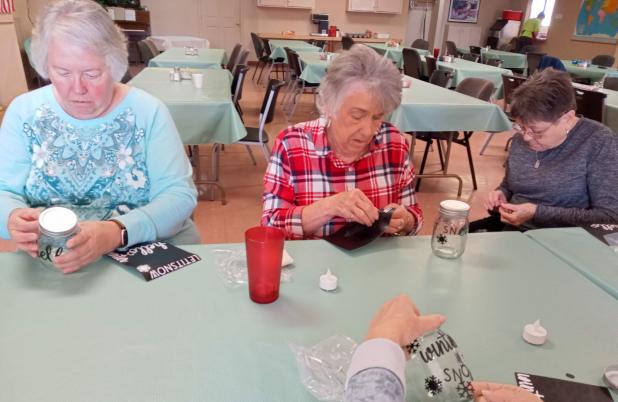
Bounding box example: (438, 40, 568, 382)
(534, 152, 541, 169)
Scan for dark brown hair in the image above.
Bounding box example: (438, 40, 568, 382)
(510, 68, 576, 124)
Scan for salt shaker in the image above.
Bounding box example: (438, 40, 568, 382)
(173, 66, 181, 82)
(431, 200, 470, 259)
(38, 206, 79, 269)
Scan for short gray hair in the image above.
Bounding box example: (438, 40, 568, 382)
(317, 44, 402, 117)
(31, 0, 128, 82)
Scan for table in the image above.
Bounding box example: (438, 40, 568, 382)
(388, 77, 511, 133)
(129, 68, 245, 145)
(564, 61, 618, 82)
(481, 49, 527, 70)
(297, 51, 332, 84)
(129, 68, 246, 203)
(430, 57, 513, 99)
(148, 35, 210, 51)
(148, 48, 226, 69)
(390, 76, 512, 194)
(258, 32, 401, 52)
(0, 232, 616, 401)
(602, 87, 618, 133)
(526, 227, 618, 300)
(267, 39, 322, 62)
(366, 44, 430, 69)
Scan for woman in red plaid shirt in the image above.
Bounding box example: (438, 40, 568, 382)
(262, 45, 422, 240)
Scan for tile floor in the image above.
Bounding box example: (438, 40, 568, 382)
(0, 65, 512, 251)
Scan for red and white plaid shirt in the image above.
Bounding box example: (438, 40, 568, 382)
(262, 118, 423, 240)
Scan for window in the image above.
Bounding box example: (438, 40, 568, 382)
(529, 0, 555, 39)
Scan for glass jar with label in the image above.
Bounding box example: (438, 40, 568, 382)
(406, 329, 474, 402)
(431, 200, 470, 259)
(38, 207, 79, 269)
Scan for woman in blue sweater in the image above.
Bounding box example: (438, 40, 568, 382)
(0, 0, 198, 273)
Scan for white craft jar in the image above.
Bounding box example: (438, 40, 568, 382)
(38, 207, 79, 269)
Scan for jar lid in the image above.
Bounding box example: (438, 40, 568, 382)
(39, 207, 78, 235)
(440, 200, 470, 212)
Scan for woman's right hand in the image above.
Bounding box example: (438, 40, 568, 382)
(485, 190, 507, 212)
(326, 189, 379, 226)
(8, 208, 41, 258)
(473, 382, 541, 402)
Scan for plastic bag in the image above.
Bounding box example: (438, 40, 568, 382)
(290, 334, 358, 401)
(213, 248, 293, 289)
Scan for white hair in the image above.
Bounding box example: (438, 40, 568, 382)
(316, 44, 402, 117)
(31, 0, 128, 82)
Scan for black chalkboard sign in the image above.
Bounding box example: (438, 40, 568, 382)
(582, 223, 618, 246)
(515, 372, 612, 402)
(108, 242, 201, 281)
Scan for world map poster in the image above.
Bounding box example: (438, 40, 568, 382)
(574, 0, 618, 43)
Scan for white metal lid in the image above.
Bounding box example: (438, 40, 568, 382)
(39, 207, 78, 234)
(440, 200, 471, 212)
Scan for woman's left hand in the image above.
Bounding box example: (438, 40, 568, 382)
(383, 203, 415, 235)
(499, 203, 537, 227)
(53, 221, 122, 274)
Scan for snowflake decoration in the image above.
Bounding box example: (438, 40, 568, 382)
(436, 234, 448, 245)
(405, 339, 421, 356)
(456, 380, 474, 400)
(425, 375, 443, 396)
(136, 264, 152, 273)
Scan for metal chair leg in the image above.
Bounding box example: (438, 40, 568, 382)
(261, 143, 271, 164)
(245, 145, 257, 166)
(479, 132, 494, 155)
(462, 132, 478, 190)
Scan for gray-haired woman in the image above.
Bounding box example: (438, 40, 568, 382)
(472, 68, 618, 231)
(0, 0, 198, 273)
(262, 45, 422, 239)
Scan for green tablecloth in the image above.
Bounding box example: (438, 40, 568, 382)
(481, 49, 527, 69)
(148, 47, 226, 69)
(366, 44, 430, 69)
(388, 77, 511, 132)
(564, 60, 618, 82)
(430, 57, 513, 99)
(367, 43, 404, 68)
(602, 87, 618, 133)
(526, 227, 618, 300)
(129, 68, 246, 144)
(297, 51, 332, 84)
(0, 233, 616, 401)
(268, 40, 321, 62)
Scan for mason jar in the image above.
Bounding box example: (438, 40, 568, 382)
(406, 329, 474, 402)
(431, 200, 470, 259)
(38, 207, 79, 269)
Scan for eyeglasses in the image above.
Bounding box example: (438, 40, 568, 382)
(512, 122, 554, 140)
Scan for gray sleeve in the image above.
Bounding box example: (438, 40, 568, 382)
(344, 367, 405, 402)
(497, 154, 513, 200)
(535, 134, 618, 226)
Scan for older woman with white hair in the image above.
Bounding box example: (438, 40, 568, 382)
(0, 0, 198, 273)
(262, 45, 422, 239)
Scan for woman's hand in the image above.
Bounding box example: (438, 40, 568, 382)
(484, 190, 508, 212)
(53, 221, 122, 274)
(7, 208, 41, 258)
(366, 294, 445, 357)
(473, 382, 541, 402)
(499, 203, 537, 227)
(383, 203, 416, 235)
(326, 189, 379, 226)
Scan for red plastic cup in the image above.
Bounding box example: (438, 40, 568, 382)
(245, 226, 285, 304)
(433, 48, 440, 58)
